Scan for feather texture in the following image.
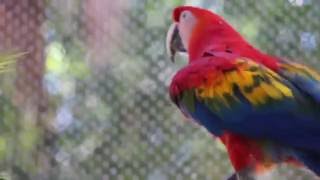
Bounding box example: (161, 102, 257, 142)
(170, 56, 320, 172)
(170, 5, 320, 177)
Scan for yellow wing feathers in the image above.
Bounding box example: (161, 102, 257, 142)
(195, 58, 293, 106)
(280, 61, 320, 81)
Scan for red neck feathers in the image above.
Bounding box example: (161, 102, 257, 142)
(187, 14, 279, 71)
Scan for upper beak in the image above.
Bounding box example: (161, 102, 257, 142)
(166, 23, 186, 62)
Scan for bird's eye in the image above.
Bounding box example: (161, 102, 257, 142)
(180, 11, 192, 21)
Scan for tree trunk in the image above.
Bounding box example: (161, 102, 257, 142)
(0, 1, 55, 179)
(84, 0, 128, 70)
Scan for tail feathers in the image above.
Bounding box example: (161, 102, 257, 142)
(294, 149, 320, 176)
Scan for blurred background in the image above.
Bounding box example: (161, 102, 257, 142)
(0, 0, 319, 179)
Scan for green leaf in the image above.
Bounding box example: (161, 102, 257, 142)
(181, 90, 195, 112)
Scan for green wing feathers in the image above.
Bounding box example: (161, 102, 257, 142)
(278, 60, 320, 103)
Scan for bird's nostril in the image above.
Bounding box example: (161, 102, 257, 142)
(203, 52, 214, 57)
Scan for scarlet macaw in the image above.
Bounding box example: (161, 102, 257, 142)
(166, 6, 320, 180)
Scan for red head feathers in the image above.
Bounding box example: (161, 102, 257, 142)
(167, 6, 279, 70)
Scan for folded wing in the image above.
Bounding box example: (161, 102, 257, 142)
(170, 57, 320, 151)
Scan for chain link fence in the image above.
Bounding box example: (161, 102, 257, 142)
(0, 0, 319, 179)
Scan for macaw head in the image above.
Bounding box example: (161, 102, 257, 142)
(166, 6, 246, 62)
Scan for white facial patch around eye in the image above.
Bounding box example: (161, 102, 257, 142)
(178, 11, 197, 51)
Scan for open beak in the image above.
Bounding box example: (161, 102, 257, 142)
(166, 23, 186, 62)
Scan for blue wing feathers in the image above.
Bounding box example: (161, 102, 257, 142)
(279, 61, 320, 103)
(287, 74, 320, 102)
(172, 58, 320, 176)
(294, 150, 320, 175)
(190, 100, 224, 135)
(193, 98, 320, 151)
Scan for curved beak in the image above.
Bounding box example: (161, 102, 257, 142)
(166, 23, 186, 62)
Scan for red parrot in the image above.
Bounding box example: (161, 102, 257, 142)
(166, 6, 320, 180)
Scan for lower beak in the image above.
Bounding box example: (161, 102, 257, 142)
(166, 23, 186, 62)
